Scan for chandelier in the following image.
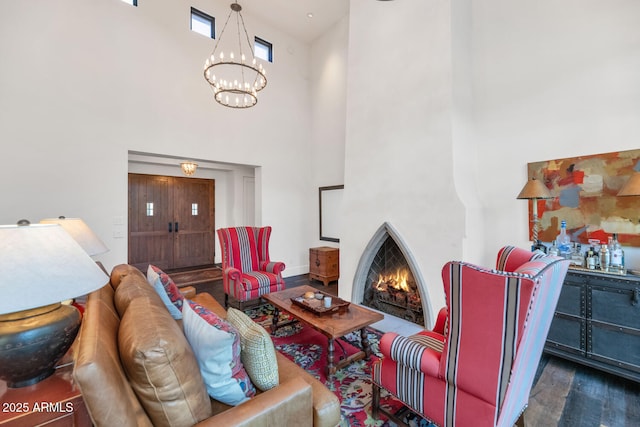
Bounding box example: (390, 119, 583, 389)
(203, 2, 267, 109)
(180, 161, 198, 176)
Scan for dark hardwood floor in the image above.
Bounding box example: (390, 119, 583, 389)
(193, 273, 640, 426)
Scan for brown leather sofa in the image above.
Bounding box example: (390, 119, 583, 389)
(73, 264, 341, 427)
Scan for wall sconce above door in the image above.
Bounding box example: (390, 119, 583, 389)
(180, 161, 198, 176)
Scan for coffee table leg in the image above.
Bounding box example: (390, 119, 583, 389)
(361, 328, 372, 359)
(271, 307, 280, 335)
(327, 338, 336, 378)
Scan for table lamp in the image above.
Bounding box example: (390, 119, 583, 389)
(40, 216, 109, 257)
(0, 223, 108, 388)
(517, 177, 553, 250)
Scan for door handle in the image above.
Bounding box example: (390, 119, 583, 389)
(175, 222, 179, 233)
(168, 222, 172, 233)
(632, 288, 639, 307)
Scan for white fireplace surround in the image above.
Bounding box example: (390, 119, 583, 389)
(351, 222, 434, 329)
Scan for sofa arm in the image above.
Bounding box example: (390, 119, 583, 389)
(380, 332, 441, 377)
(194, 377, 313, 427)
(180, 286, 196, 299)
(259, 261, 286, 275)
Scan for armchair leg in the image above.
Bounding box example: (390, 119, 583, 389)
(372, 383, 380, 420)
(224, 294, 229, 308)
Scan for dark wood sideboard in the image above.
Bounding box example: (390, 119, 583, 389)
(545, 268, 640, 383)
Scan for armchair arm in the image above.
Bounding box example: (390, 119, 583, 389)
(195, 377, 312, 427)
(433, 307, 448, 335)
(259, 261, 286, 275)
(380, 332, 441, 377)
(223, 267, 242, 281)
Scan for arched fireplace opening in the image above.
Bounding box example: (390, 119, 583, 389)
(351, 222, 432, 328)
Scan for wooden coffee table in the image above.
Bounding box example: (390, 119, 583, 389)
(263, 285, 384, 378)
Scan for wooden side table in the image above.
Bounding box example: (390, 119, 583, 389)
(0, 352, 90, 426)
(309, 246, 339, 287)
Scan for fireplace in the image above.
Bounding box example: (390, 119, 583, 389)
(352, 222, 430, 327)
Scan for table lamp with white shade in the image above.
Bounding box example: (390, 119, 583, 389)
(0, 223, 108, 388)
(39, 216, 108, 257)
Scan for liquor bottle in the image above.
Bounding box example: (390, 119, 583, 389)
(599, 241, 610, 272)
(548, 240, 560, 256)
(586, 246, 597, 270)
(570, 243, 585, 267)
(557, 220, 572, 258)
(610, 233, 625, 273)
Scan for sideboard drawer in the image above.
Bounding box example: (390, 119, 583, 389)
(591, 286, 640, 330)
(547, 314, 584, 355)
(590, 322, 640, 373)
(555, 283, 584, 317)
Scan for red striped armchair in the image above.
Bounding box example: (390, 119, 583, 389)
(217, 226, 286, 309)
(372, 246, 570, 427)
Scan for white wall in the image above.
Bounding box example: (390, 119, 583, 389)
(341, 0, 466, 324)
(472, 0, 640, 268)
(0, 0, 316, 275)
(308, 15, 350, 250)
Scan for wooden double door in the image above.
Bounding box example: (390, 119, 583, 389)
(128, 174, 215, 271)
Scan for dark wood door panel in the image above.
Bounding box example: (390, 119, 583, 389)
(172, 177, 215, 268)
(128, 174, 173, 271)
(128, 174, 215, 271)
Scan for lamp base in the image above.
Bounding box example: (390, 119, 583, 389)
(0, 303, 81, 388)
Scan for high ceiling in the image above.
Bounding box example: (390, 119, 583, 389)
(238, 0, 349, 44)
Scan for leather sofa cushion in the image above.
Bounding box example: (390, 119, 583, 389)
(113, 267, 158, 317)
(73, 284, 153, 427)
(110, 263, 142, 289)
(119, 295, 212, 427)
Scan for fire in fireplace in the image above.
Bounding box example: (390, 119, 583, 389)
(362, 236, 424, 326)
(369, 268, 423, 325)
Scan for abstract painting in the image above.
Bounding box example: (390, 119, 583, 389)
(527, 149, 640, 247)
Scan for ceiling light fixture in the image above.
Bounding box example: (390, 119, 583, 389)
(203, 1, 267, 109)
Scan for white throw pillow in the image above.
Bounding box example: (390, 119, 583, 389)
(146, 264, 159, 286)
(182, 301, 255, 406)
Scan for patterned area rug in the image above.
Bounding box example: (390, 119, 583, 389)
(245, 304, 435, 427)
